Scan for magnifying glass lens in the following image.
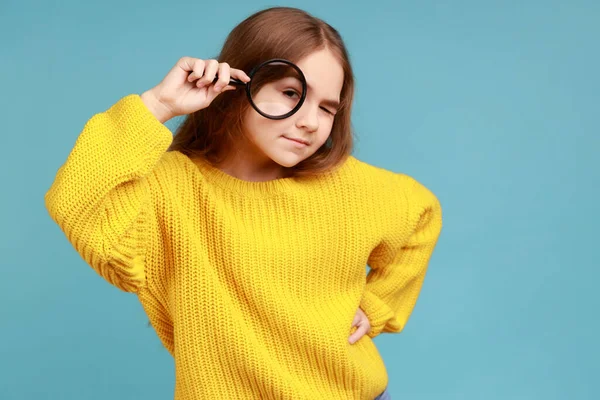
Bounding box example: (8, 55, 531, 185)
(248, 61, 305, 119)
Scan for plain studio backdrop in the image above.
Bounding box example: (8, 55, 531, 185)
(1, 0, 598, 399)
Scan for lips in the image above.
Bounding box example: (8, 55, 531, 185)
(283, 136, 309, 146)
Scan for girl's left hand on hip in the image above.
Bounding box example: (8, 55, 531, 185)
(348, 307, 371, 344)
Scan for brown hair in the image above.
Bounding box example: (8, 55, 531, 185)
(167, 6, 355, 177)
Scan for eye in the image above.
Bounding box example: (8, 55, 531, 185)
(320, 106, 334, 115)
(283, 89, 300, 98)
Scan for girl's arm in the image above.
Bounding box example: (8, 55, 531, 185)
(361, 176, 443, 338)
(44, 94, 173, 293)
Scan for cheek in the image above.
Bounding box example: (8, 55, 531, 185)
(315, 120, 334, 145)
(242, 110, 288, 142)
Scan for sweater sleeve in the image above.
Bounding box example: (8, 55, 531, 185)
(44, 94, 173, 293)
(361, 175, 443, 338)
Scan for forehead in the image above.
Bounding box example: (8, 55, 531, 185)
(295, 49, 344, 100)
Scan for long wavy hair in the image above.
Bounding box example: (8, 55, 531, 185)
(167, 6, 355, 177)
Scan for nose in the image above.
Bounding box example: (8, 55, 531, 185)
(294, 102, 319, 133)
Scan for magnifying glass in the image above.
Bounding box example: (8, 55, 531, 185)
(214, 58, 308, 120)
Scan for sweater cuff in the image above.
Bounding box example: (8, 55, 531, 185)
(359, 289, 395, 338)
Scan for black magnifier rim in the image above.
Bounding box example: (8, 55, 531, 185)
(244, 58, 308, 120)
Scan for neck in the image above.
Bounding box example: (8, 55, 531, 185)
(216, 140, 289, 182)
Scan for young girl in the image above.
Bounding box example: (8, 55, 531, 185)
(44, 6, 441, 400)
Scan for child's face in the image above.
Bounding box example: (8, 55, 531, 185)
(241, 48, 344, 169)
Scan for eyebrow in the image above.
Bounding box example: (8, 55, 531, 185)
(305, 81, 341, 110)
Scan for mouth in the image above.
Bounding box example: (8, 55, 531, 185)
(282, 136, 310, 146)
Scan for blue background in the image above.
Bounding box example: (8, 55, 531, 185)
(2, 0, 598, 398)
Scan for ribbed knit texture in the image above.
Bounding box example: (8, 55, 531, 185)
(44, 94, 443, 400)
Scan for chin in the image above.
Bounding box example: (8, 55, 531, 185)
(270, 153, 306, 168)
(274, 158, 302, 168)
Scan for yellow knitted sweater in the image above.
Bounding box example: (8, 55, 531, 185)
(44, 94, 443, 400)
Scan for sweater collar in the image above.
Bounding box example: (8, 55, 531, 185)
(184, 153, 354, 198)
(190, 154, 302, 197)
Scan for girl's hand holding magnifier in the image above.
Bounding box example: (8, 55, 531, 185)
(141, 57, 251, 123)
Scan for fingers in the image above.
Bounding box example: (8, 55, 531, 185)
(231, 67, 251, 84)
(195, 59, 220, 89)
(220, 68, 250, 93)
(181, 58, 249, 94)
(213, 62, 231, 92)
(351, 312, 361, 328)
(220, 84, 238, 93)
(348, 321, 369, 344)
(348, 309, 370, 344)
(186, 59, 205, 83)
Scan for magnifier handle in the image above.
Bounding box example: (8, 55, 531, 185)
(211, 76, 246, 86)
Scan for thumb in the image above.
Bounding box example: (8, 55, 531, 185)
(203, 82, 231, 104)
(350, 311, 361, 328)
